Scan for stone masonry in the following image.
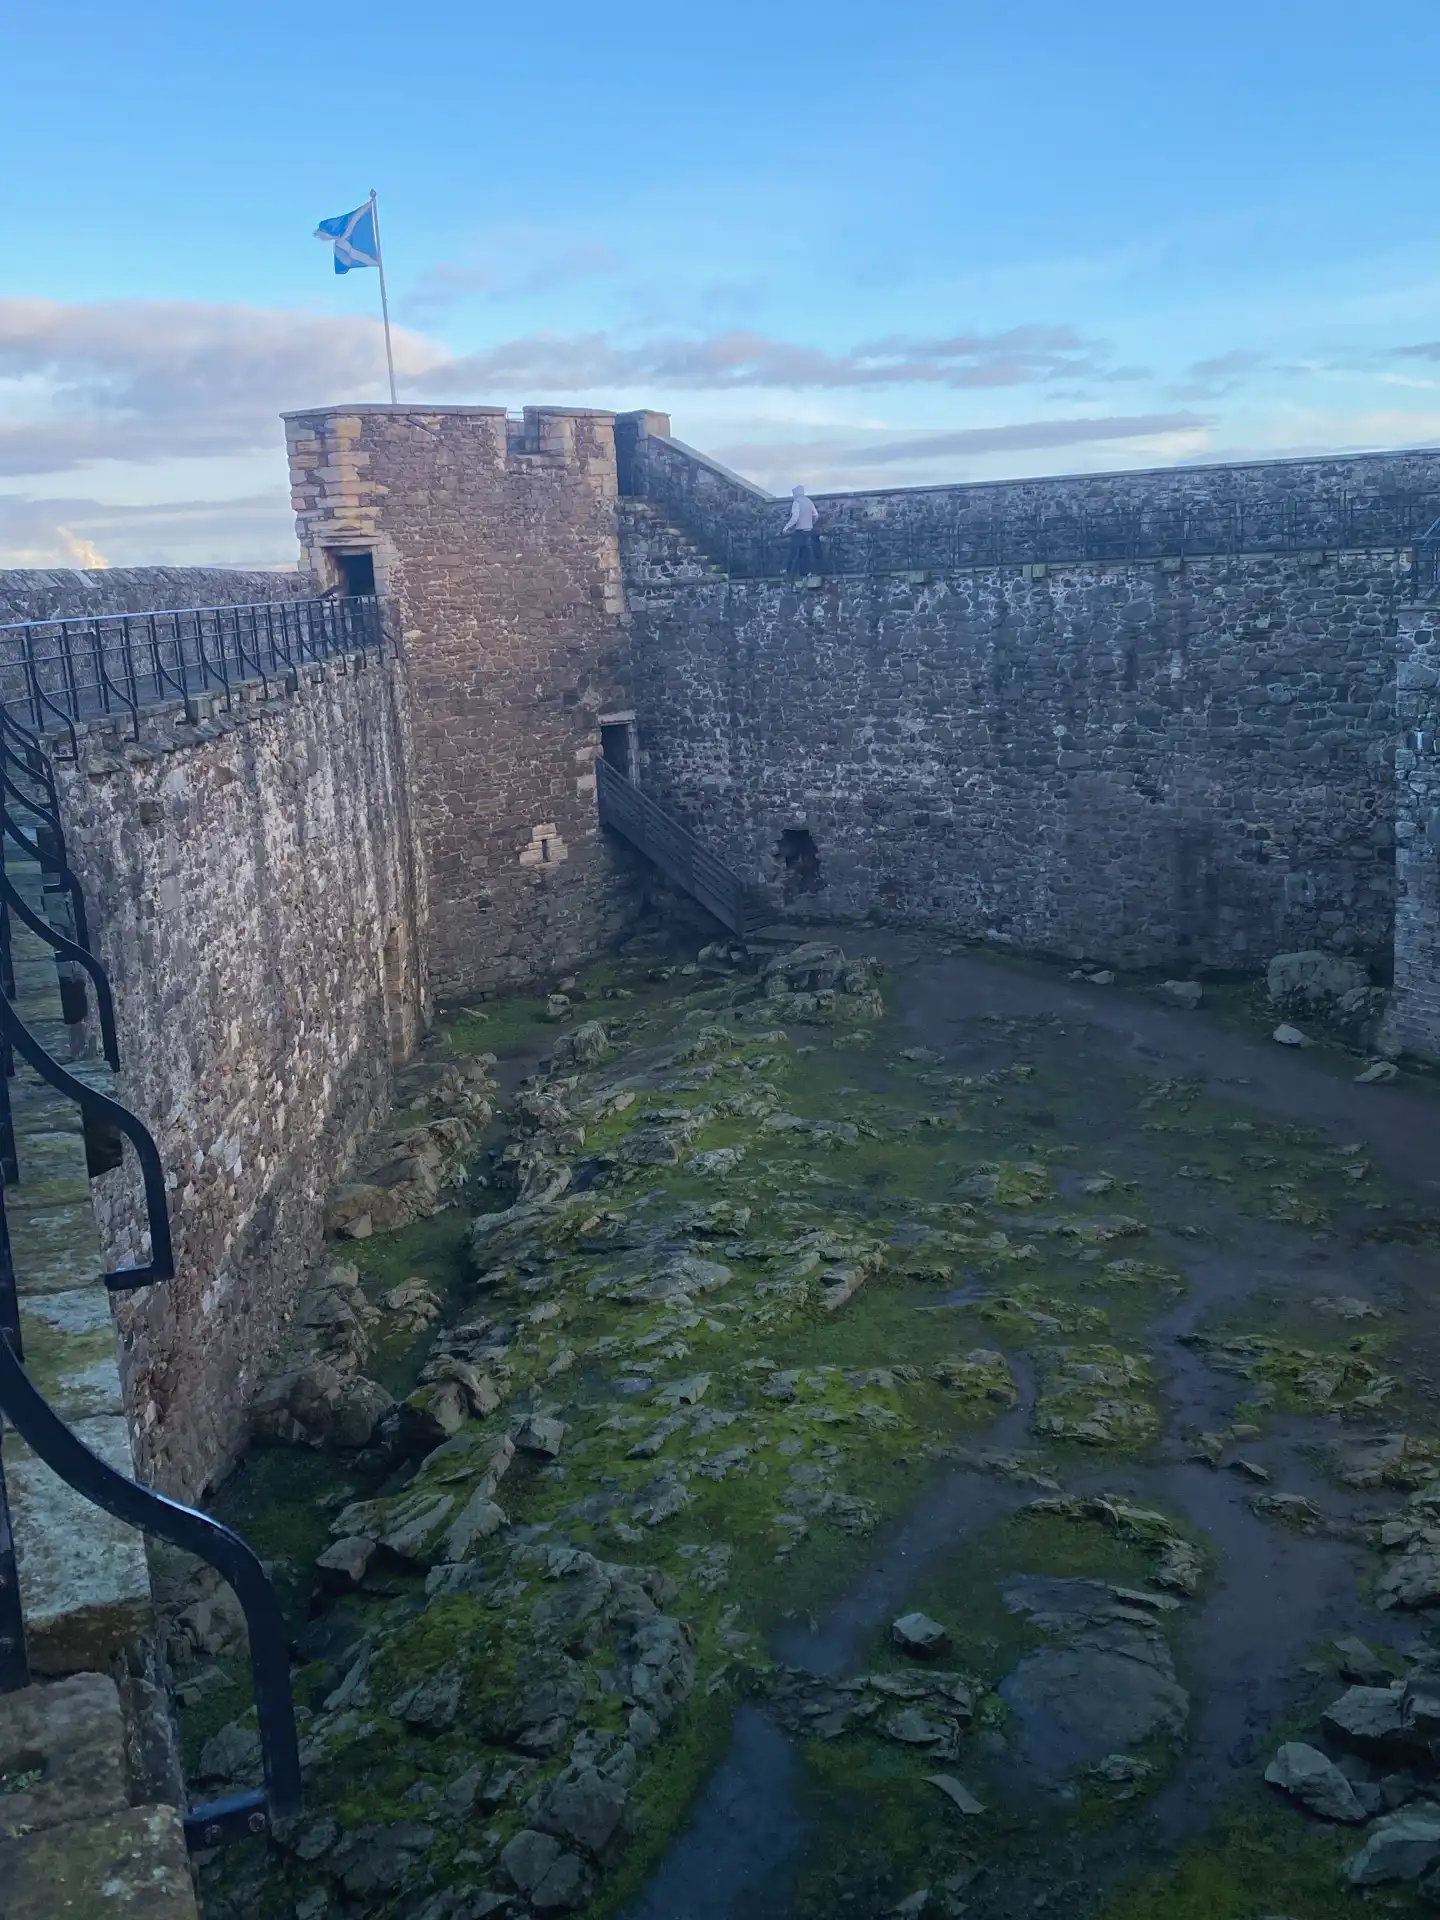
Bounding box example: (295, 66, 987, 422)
(1387, 610, 1440, 1058)
(283, 404, 637, 999)
(53, 656, 426, 1499)
(0, 567, 308, 625)
(625, 539, 1407, 972)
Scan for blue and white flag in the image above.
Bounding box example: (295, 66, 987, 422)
(315, 201, 379, 274)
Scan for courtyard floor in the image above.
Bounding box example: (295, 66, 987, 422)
(191, 929, 1440, 1920)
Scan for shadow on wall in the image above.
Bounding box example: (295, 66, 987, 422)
(777, 828, 822, 904)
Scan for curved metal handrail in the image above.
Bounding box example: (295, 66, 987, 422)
(0, 674, 305, 1851)
(0, 809, 95, 958)
(0, 1328, 301, 1847)
(0, 868, 119, 1068)
(0, 994, 171, 1288)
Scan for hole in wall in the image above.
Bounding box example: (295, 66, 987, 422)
(776, 828, 822, 902)
(328, 550, 376, 596)
(601, 721, 636, 782)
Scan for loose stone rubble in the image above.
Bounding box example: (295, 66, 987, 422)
(179, 938, 1440, 1920)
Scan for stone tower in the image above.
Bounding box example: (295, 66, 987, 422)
(284, 403, 638, 997)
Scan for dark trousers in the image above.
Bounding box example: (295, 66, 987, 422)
(786, 529, 820, 575)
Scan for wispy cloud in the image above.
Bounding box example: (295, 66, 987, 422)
(402, 242, 621, 318)
(714, 413, 1213, 491)
(837, 412, 1211, 464)
(1168, 349, 1271, 400)
(0, 298, 440, 476)
(0, 489, 296, 569)
(423, 323, 1120, 394)
(1395, 340, 1440, 362)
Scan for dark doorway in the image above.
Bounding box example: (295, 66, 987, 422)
(601, 721, 636, 782)
(613, 417, 640, 496)
(777, 827, 822, 900)
(333, 551, 376, 597)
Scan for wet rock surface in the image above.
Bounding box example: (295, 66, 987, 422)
(182, 933, 1440, 1920)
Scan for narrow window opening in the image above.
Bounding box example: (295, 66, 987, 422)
(1122, 647, 1138, 691)
(541, 838, 552, 864)
(331, 550, 376, 597)
(776, 827, 822, 901)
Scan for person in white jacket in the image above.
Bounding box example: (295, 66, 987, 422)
(783, 484, 821, 576)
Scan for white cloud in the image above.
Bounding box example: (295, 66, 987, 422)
(0, 490, 297, 569)
(713, 415, 1215, 492)
(424, 323, 1120, 395)
(0, 297, 442, 476)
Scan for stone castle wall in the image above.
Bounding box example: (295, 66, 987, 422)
(1388, 612, 1440, 1058)
(284, 405, 638, 1000)
(625, 542, 1406, 972)
(633, 427, 1440, 574)
(0, 567, 310, 625)
(52, 655, 426, 1497)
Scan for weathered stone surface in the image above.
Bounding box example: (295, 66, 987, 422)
(1156, 979, 1203, 1010)
(1345, 1812, 1440, 1884)
(515, 1414, 567, 1460)
(6, 1416, 153, 1673)
(0, 1672, 129, 1840)
(999, 1628, 1189, 1778)
(924, 1773, 985, 1816)
(316, 1535, 374, 1591)
(1264, 1741, 1368, 1822)
(1378, 1545, 1440, 1610)
(1272, 1023, 1311, 1048)
(1335, 1636, 1393, 1686)
(1, 1802, 199, 1918)
(892, 1612, 950, 1659)
(626, 445, 1418, 979)
(1389, 613, 1440, 1061)
(1322, 1683, 1410, 1751)
(1267, 951, 1372, 1011)
(56, 657, 428, 1499)
(286, 405, 637, 1008)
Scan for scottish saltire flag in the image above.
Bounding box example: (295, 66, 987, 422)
(315, 202, 378, 274)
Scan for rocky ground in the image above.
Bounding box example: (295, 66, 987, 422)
(177, 929, 1440, 1920)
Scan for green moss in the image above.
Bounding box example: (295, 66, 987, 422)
(1098, 1798, 1419, 1920)
(203, 939, 1440, 1919)
(443, 992, 553, 1055)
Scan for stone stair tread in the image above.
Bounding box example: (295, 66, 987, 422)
(5, 1413, 153, 1673)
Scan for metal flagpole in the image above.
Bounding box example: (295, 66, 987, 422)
(369, 189, 398, 406)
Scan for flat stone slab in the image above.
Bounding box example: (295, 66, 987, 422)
(7, 1414, 153, 1673)
(0, 1671, 129, 1840)
(2, 1803, 199, 1917)
(998, 1626, 1189, 1780)
(19, 1291, 125, 1420)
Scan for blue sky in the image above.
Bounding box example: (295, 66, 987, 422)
(4, 0, 1440, 565)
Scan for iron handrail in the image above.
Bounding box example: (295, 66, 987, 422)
(0, 709, 303, 1846)
(0, 1312, 302, 1847)
(0, 994, 171, 1288)
(0, 868, 119, 1068)
(0, 594, 385, 749)
(596, 757, 752, 935)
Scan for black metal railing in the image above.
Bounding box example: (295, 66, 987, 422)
(0, 713, 301, 1848)
(713, 494, 1440, 583)
(0, 594, 384, 750)
(597, 757, 754, 935)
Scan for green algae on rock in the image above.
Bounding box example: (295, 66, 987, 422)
(1031, 1346, 1159, 1448)
(1180, 1333, 1399, 1417)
